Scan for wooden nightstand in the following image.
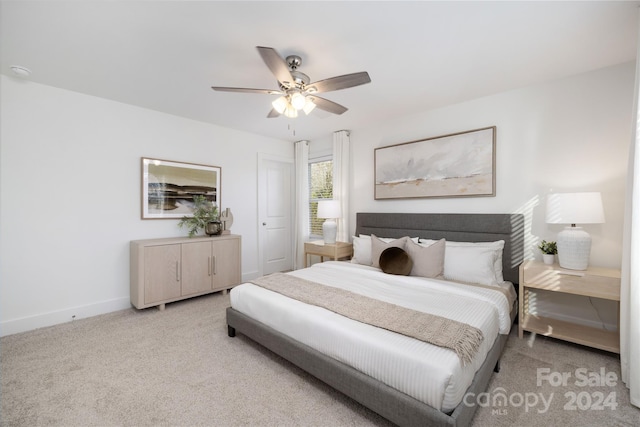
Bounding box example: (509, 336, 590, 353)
(304, 241, 353, 268)
(518, 260, 621, 353)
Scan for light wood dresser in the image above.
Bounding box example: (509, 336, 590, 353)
(131, 234, 241, 310)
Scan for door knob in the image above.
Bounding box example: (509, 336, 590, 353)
(262, 222, 266, 226)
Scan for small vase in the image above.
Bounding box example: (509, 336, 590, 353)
(542, 254, 555, 265)
(205, 221, 222, 236)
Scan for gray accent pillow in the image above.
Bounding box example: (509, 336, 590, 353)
(405, 238, 446, 278)
(371, 235, 409, 268)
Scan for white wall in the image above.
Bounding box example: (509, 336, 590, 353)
(0, 76, 293, 336)
(347, 62, 635, 329)
(2, 62, 633, 336)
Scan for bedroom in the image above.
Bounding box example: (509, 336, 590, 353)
(1, 1, 639, 426)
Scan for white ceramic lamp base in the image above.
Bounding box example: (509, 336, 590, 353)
(557, 226, 591, 270)
(322, 219, 337, 244)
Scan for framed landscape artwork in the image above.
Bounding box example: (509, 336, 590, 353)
(141, 157, 221, 219)
(374, 127, 496, 200)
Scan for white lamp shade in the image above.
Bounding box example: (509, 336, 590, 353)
(545, 192, 605, 225)
(546, 192, 605, 270)
(302, 97, 316, 115)
(271, 96, 288, 114)
(317, 200, 341, 219)
(283, 104, 298, 118)
(290, 92, 306, 110)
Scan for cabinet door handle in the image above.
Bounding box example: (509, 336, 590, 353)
(212, 256, 217, 275)
(176, 261, 180, 281)
(208, 256, 212, 276)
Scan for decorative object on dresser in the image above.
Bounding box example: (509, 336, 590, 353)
(518, 260, 620, 353)
(537, 240, 557, 265)
(141, 157, 221, 220)
(219, 207, 234, 235)
(317, 200, 341, 244)
(545, 192, 605, 270)
(130, 234, 241, 310)
(303, 240, 353, 268)
(374, 126, 496, 200)
(177, 195, 220, 237)
(204, 220, 222, 236)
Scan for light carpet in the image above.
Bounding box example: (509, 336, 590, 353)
(1, 292, 638, 426)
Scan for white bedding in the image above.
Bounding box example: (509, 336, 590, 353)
(230, 261, 515, 412)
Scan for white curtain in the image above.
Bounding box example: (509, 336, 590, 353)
(333, 130, 350, 242)
(293, 140, 310, 270)
(620, 10, 640, 408)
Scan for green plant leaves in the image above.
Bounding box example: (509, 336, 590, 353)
(177, 195, 219, 237)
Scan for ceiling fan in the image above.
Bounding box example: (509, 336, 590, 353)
(211, 46, 371, 118)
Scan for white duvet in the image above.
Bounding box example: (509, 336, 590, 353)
(230, 261, 515, 412)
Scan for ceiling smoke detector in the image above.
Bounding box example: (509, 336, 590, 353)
(10, 65, 32, 77)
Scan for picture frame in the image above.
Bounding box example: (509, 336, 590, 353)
(141, 157, 221, 219)
(374, 126, 496, 200)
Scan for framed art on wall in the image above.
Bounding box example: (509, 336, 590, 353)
(374, 126, 496, 200)
(141, 157, 221, 219)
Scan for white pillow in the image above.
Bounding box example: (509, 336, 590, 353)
(351, 235, 394, 265)
(419, 239, 505, 285)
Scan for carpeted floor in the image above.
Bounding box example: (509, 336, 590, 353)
(1, 292, 638, 426)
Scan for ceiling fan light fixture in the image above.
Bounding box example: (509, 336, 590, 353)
(290, 92, 306, 110)
(272, 96, 288, 114)
(303, 97, 316, 115)
(283, 104, 298, 118)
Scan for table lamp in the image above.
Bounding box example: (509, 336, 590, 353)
(545, 192, 605, 270)
(317, 200, 341, 244)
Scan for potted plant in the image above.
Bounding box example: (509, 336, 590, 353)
(538, 240, 557, 265)
(178, 195, 220, 237)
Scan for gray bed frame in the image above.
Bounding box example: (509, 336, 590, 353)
(226, 212, 525, 427)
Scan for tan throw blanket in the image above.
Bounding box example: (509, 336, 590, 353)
(250, 273, 484, 365)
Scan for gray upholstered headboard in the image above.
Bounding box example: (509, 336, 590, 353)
(355, 212, 525, 285)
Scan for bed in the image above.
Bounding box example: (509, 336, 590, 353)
(226, 212, 525, 427)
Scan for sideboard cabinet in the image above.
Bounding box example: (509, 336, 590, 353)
(130, 234, 241, 310)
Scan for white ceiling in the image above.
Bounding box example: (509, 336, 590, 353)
(1, 1, 638, 142)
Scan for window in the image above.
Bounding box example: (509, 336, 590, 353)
(309, 159, 333, 237)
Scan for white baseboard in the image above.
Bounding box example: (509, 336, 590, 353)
(0, 297, 131, 337)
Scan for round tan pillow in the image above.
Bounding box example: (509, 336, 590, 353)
(379, 246, 413, 276)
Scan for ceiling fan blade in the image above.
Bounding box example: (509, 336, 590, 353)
(211, 86, 282, 95)
(267, 108, 280, 118)
(256, 46, 294, 87)
(308, 96, 348, 115)
(308, 72, 371, 93)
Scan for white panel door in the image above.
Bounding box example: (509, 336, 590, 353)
(258, 154, 293, 275)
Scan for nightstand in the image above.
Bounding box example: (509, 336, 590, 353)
(304, 241, 353, 268)
(518, 260, 621, 353)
